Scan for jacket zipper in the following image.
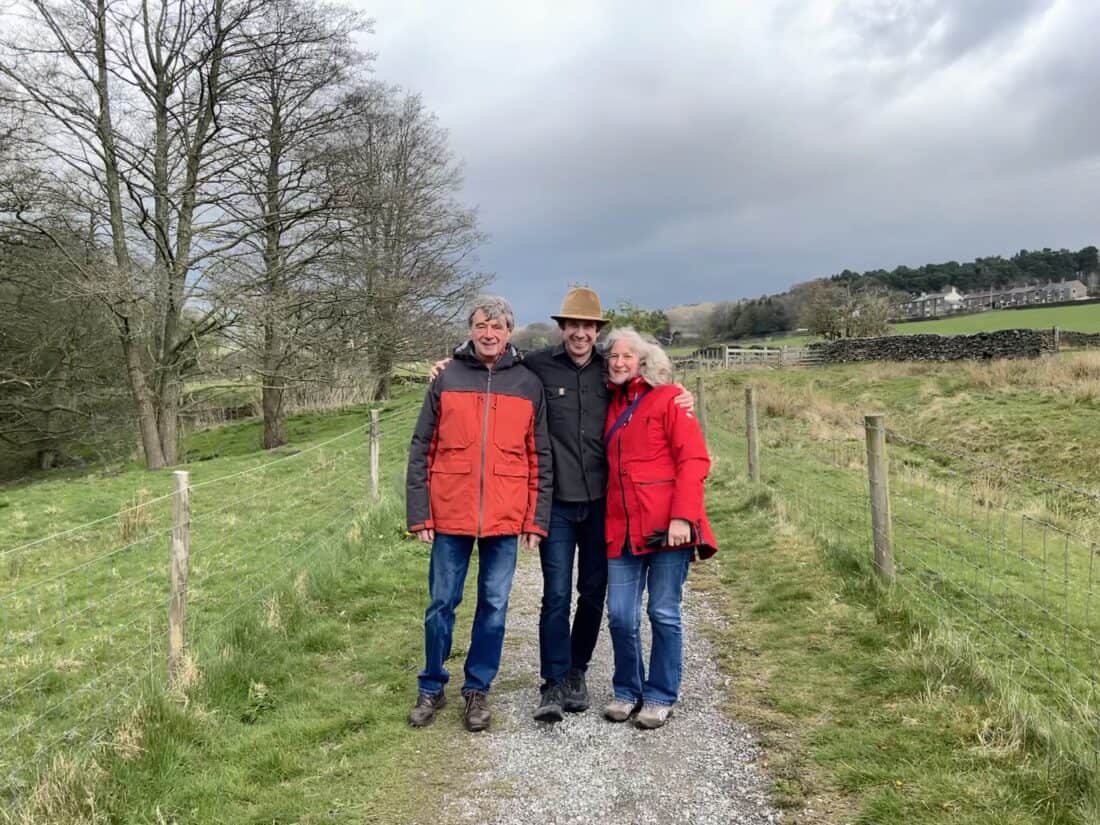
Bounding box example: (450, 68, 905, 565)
(477, 368, 493, 536)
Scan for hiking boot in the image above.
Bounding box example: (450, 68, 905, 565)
(563, 669, 589, 713)
(408, 690, 446, 727)
(603, 697, 642, 722)
(533, 683, 565, 723)
(464, 691, 492, 732)
(635, 702, 673, 730)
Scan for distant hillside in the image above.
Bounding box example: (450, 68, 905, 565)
(696, 245, 1099, 343)
(665, 302, 722, 337)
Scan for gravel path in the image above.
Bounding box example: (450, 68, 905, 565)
(434, 553, 780, 825)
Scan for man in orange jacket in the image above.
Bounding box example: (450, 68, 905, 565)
(406, 295, 553, 732)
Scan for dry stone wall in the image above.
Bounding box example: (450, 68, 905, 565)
(1061, 331, 1100, 349)
(808, 329, 1055, 363)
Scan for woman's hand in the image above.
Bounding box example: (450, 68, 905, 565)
(667, 518, 693, 546)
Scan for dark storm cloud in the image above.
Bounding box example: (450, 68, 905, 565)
(362, 0, 1099, 320)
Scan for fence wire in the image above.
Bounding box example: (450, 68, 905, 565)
(0, 423, 378, 801)
(706, 375, 1100, 774)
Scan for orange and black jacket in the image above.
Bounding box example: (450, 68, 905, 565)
(406, 342, 553, 538)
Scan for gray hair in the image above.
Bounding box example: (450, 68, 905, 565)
(467, 295, 515, 331)
(604, 326, 673, 386)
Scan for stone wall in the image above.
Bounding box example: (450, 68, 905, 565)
(1060, 331, 1100, 349)
(808, 329, 1055, 363)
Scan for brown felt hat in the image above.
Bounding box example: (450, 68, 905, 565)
(550, 286, 607, 325)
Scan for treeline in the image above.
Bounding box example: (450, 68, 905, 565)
(829, 246, 1099, 294)
(0, 0, 485, 478)
(708, 245, 1099, 341)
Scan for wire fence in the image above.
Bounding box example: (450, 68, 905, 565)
(0, 419, 380, 801)
(707, 378, 1100, 773)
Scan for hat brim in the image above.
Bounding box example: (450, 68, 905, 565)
(551, 314, 607, 325)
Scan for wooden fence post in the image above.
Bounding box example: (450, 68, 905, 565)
(370, 409, 381, 502)
(864, 414, 895, 582)
(1052, 326, 1060, 353)
(695, 375, 707, 440)
(168, 470, 190, 688)
(745, 386, 760, 482)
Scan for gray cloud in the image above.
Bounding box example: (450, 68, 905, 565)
(359, 0, 1099, 321)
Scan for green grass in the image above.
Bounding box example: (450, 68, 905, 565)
(7, 356, 1100, 822)
(704, 302, 1099, 349)
(893, 303, 1100, 336)
(0, 386, 458, 823)
(694, 362, 1100, 823)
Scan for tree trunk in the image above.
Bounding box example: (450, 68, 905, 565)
(121, 336, 167, 469)
(373, 372, 390, 401)
(368, 344, 394, 401)
(157, 374, 181, 466)
(261, 380, 286, 449)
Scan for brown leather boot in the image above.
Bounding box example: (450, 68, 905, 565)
(463, 691, 491, 732)
(408, 690, 446, 727)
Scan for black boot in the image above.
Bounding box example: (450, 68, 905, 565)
(563, 669, 589, 712)
(533, 682, 565, 722)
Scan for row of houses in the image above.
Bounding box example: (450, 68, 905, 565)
(896, 280, 1090, 319)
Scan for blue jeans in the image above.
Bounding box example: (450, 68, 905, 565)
(418, 533, 518, 696)
(538, 499, 608, 686)
(606, 547, 693, 706)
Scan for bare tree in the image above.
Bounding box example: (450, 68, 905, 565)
(324, 84, 488, 398)
(0, 0, 270, 467)
(0, 225, 132, 474)
(218, 0, 369, 448)
(800, 281, 891, 339)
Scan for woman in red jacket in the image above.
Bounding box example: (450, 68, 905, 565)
(602, 327, 718, 729)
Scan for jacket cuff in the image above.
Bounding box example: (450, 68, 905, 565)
(523, 523, 548, 538)
(408, 520, 433, 533)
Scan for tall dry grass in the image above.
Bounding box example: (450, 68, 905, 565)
(960, 352, 1100, 402)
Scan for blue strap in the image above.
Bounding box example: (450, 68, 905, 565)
(604, 388, 651, 446)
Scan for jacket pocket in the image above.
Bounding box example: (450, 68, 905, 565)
(492, 400, 530, 456)
(437, 402, 477, 449)
(631, 477, 674, 540)
(429, 461, 472, 524)
(488, 463, 529, 528)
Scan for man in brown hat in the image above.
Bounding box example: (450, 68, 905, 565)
(523, 286, 613, 722)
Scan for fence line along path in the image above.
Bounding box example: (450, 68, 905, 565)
(0, 417, 383, 803)
(420, 552, 779, 825)
(708, 378, 1100, 784)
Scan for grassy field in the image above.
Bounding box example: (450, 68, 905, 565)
(0, 386, 465, 824)
(697, 301, 1100, 349)
(690, 353, 1100, 823)
(892, 303, 1100, 335)
(4, 355, 1100, 822)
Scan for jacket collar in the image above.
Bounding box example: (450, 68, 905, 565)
(454, 340, 520, 370)
(610, 374, 651, 401)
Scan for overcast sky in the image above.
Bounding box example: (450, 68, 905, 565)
(352, 0, 1100, 324)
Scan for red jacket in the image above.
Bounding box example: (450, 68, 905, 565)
(406, 343, 553, 538)
(604, 377, 718, 560)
